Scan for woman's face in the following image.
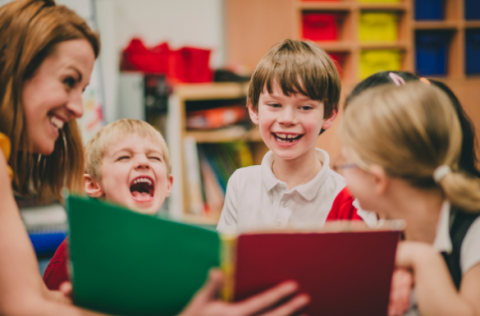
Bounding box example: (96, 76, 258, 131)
(22, 39, 95, 155)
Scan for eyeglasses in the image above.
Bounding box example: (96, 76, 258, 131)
(332, 155, 358, 174)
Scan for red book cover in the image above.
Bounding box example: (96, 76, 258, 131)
(224, 224, 402, 315)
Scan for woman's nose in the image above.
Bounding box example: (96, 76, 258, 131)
(66, 90, 84, 119)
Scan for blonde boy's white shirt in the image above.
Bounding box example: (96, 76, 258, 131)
(216, 148, 346, 233)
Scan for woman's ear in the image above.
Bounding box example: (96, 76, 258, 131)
(84, 174, 104, 198)
(248, 102, 259, 125)
(369, 165, 389, 195)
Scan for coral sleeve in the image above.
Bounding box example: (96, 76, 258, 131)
(0, 133, 13, 180)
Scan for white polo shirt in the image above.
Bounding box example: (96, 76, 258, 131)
(216, 148, 346, 233)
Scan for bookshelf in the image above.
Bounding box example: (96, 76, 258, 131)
(225, 0, 480, 173)
(167, 82, 267, 225)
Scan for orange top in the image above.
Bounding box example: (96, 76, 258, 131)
(0, 133, 13, 180)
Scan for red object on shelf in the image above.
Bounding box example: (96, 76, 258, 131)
(302, 13, 338, 41)
(168, 47, 213, 83)
(329, 53, 345, 79)
(120, 38, 212, 83)
(186, 105, 247, 129)
(121, 38, 170, 74)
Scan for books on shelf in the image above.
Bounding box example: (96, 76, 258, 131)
(186, 142, 254, 217)
(67, 195, 403, 316)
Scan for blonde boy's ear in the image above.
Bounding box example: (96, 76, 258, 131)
(84, 174, 105, 198)
(248, 102, 259, 125)
(322, 109, 338, 130)
(164, 174, 174, 198)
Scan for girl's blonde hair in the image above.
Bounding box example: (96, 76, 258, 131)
(0, 0, 100, 202)
(340, 82, 480, 212)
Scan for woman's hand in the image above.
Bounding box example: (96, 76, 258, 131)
(387, 268, 413, 316)
(179, 269, 310, 316)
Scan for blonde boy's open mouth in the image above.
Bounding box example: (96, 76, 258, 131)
(129, 176, 155, 203)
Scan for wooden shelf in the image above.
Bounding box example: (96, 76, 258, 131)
(359, 41, 410, 50)
(185, 126, 262, 143)
(182, 213, 220, 226)
(465, 21, 480, 28)
(358, 3, 408, 11)
(414, 21, 459, 30)
(314, 41, 353, 52)
(297, 1, 351, 11)
(174, 82, 248, 101)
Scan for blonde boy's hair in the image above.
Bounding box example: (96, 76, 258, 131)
(341, 82, 480, 212)
(247, 39, 341, 119)
(85, 119, 171, 180)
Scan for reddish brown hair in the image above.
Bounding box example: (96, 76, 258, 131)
(0, 0, 100, 202)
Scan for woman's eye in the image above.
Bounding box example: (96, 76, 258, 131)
(149, 156, 162, 161)
(117, 156, 130, 161)
(63, 77, 76, 88)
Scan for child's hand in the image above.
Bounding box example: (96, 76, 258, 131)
(59, 281, 73, 299)
(46, 282, 73, 305)
(179, 269, 310, 316)
(387, 268, 413, 316)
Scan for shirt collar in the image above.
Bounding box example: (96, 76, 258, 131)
(432, 200, 453, 254)
(261, 148, 332, 201)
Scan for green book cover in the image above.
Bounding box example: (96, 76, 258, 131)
(66, 195, 220, 316)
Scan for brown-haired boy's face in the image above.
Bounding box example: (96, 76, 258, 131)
(249, 82, 337, 163)
(84, 133, 173, 215)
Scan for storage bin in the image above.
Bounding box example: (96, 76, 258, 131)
(465, 0, 480, 20)
(415, 31, 449, 76)
(360, 50, 401, 79)
(168, 47, 213, 83)
(359, 12, 398, 42)
(329, 53, 346, 78)
(415, 0, 445, 20)
(466, 29, 480, 75)
(302, 13, 338, 41)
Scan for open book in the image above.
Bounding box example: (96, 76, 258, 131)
(67, 195, 402, 316)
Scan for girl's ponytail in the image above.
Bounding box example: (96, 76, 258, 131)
(438, 170, 480, 212)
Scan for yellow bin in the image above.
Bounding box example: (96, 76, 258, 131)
(359, 12, 398, 42)
(360, 50, 401, 79)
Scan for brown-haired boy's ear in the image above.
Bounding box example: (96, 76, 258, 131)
(322, 109, 338, 130)
(248, 102, 259, 125)
(84, 174, 104, 198)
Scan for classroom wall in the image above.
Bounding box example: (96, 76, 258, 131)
(95, 0, 224, 124)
